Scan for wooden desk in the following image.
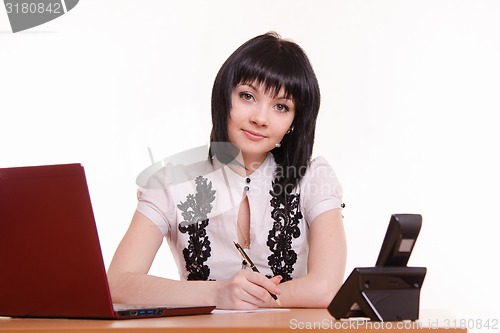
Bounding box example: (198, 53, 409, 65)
(0, 309, 466, 333)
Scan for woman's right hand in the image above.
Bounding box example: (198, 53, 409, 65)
(214, 270, 282, 309)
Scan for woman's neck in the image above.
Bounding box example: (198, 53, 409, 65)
(242, 153, 268, 175)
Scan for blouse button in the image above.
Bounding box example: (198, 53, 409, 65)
(246, 178, 251, 183)
(244, 186, 249, 191)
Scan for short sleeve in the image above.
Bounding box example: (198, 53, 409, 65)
(299, 156, 343, 225)
(136, 167, 176, 237)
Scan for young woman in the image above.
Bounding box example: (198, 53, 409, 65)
(107, 32, 346, 309)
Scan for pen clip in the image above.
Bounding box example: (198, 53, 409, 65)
(233, 241, 253, 267)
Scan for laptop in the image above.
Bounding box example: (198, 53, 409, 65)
(0, 163, 215, 319)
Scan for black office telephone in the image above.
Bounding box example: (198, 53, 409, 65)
(328, 214, 427, 322)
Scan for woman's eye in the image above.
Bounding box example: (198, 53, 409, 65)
(239, 92, 254, 101)
(275, 104, 290, 112)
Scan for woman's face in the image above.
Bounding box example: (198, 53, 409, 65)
(227, 82, 295, 167)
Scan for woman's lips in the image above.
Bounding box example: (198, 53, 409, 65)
(242, 129, 267, 141)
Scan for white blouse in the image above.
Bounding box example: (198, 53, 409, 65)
(136, 153, 343, 282)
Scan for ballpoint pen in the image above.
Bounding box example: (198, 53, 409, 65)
(233, 241, 281, 306)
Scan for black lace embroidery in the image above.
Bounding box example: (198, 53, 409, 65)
(266, 181, 303, 282)
(177, 176, 215, 281)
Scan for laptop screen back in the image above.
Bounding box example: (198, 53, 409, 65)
(0, 163, 116, 318)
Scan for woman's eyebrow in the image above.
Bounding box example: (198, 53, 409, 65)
(274, 94, 294, 103)
(238, 83, 258, 91)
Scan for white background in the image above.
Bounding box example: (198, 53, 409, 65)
(1, 1, 499, 329)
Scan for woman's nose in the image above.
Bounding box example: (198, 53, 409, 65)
(249, 104, 269, 127)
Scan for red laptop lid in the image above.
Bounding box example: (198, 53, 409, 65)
(0, 163, 115, 318)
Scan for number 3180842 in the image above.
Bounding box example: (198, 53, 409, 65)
(5, 2, 62, 14)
